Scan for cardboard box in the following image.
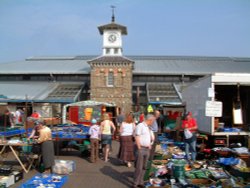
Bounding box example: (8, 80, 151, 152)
(0, 176, 14, 188)
(11, 171, 23, 183)
(52, 160, 76, 175)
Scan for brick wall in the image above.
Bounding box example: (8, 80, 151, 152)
(89, 60, 133, 114)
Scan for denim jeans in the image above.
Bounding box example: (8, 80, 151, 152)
(185, 137, 197, 161)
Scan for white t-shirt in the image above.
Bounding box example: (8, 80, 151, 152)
(135, 122, 154, 147)
(15, 110, 22, 124)
(120, 122, 134, 136)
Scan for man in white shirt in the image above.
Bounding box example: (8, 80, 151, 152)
(133, 114, 155, 188)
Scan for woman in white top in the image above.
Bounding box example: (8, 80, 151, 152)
(100, 113, 116, 162)
(118, 113, 135, 167)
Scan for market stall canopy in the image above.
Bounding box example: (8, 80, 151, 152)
(62, 100, 116, 124)
(63, 100, 116, 108)
(0, 81, 83, 103)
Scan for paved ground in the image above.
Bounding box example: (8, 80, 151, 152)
(10, 141, 135, 188)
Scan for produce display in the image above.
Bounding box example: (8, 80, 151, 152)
(19, 174, 68, 188)
(145, 134, 250, 187)
(51, 124, 90, 139)
(0, 127, 32, 137)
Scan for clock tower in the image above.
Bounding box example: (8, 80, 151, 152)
(88, 10, 134, 114)
(98, 10, 127, 56)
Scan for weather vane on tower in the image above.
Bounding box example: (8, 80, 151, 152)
(111, 5, 116, 22)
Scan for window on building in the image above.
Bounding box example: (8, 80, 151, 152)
(106, 48, 110, 55)
(114, 48, 119, 54)
(23, 75, 31, 81)
(107, 72, 114, 87)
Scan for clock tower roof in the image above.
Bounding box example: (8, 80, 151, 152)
(98, 6, 127, 35)
(98, 22, 127, 35)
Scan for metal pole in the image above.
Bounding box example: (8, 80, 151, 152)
(136, 86, 140, 112)
(24, 94, 28, 129)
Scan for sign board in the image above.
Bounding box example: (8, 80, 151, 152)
(147, 105, 154, 113)
(208, 88, 215, 98)
(205, 101, 223, 117)
(78, 106, 102, 122)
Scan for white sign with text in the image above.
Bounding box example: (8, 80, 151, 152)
(205, 101, 223, 117)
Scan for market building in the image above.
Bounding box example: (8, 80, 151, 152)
(0, 15, 250, 116)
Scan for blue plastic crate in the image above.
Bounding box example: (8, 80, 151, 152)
(218, 157, 239, 166)
(223, 128, 241, 132)
(19, 174, 68, 188)
(174, 142, 185, 150)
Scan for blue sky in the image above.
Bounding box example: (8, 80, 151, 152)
(0, 0, 249, 63)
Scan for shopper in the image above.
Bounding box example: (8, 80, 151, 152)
(88, 119, 100, 163)
(118, 113, 135, 167)
(116, 110, 125, 129)
(182, 112, 198, 161)
(36, 121, 55, 173)
(100, 113, 116, 162)
(0, 110, 12, 127)
(15, 108, 24, 125)
(133, 114, 155, 188)
(149, 110, 161, 160)
(30, 110, 41, 119)
(139, 112, 144, 123)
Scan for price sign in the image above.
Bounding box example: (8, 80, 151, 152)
(205, 101, 223, 117)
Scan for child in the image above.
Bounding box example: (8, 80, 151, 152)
(88, 119, 100, 163)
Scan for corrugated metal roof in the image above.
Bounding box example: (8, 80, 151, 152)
(0, 55, 250, 75)
(98, 22, 127, 35)
(0, 59, 91, 74)
(147, 83, 181, 104)
(132, 56, 250, 75)
(88, 55, 134, 63)
(0, 81, 83, 103)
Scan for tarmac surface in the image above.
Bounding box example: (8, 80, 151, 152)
(11, 140, 135, 188)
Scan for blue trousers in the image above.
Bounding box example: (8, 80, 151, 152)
(185, 137, 197, 161)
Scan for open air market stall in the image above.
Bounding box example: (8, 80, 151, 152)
(0, 81, 84, 128)
(143, 133, 250, 187)
(62, 100, 116, 125)
(182, 73, 250, 148)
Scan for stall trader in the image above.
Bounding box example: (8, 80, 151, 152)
(28, 120, 55, 173)
(182, 112, 198, 162)
(28, 120, 42, 140)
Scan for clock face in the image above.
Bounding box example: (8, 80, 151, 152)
(108, 34, 117, 43)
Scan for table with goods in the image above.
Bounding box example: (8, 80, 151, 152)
(0, 124, 85, 188)
(51, 124, 90, 155)
(144, 134, 250, 188)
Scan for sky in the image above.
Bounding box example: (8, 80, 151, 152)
(0, 0, 250, 63)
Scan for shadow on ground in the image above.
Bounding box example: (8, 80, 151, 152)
(100, 165, 134, 187)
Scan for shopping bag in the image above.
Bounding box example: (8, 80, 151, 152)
(184, 129, 193, 139)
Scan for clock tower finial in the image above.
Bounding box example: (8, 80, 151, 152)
(98, 8, 127, 56)
(111, 5, 116, 22)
